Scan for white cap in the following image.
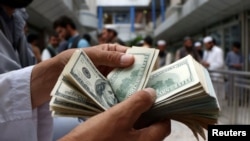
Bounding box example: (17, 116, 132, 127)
(194, 42, 201, 47)
(203, 36, 213, 43)
(104, 24, 117, 33)
(157, 40, 166, 46)
(139, 40, 144, 44)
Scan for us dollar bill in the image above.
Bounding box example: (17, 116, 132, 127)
(50, 97, 97, 116)
(62, 50, 118, 110)
(52, 111, 92, 118)
(107, 47, 159, 102)
(146, 55, 200, 103)
(51, 75, 102, 113)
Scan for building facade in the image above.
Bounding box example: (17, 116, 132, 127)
(154, 0, 250, 71)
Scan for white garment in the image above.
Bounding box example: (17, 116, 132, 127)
(41, 49, 52, 61)
(157, 52, 173, 69)
(0, 66, 53, 141)
(202, 45, 225, 81)
(203, 45, 224, 70)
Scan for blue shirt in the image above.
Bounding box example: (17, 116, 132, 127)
(225, 51, 244, 70)
(68, 34, 89, 49)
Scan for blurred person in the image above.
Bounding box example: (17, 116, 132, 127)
(225, 41, 244, 71)
(194, 41, 203, 59)
(97, 32, 105, 44)
(83, 33, 92, 45)
(202, 36, 224, 70)
(156, 40, 173, 68)
(142, 35, 159, 70)
(27, 33, 42, 63)
(136, 40, 144, 46)
(224, 41, 244, 104)
(53, 15, 90, 53)
(57, 29, 68, 53)
(0, 43, 171, 141)
(101, 26, 125, 45)
(202, 36, 225, 81)
(142, 35, 153, 48)
(41, 33, 59, 61)
(0, 0, 53, 140)
(175, 36, 201, 62)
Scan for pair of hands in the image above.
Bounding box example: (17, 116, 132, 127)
(201, 61, 210, 68)
(57, 44, 171, 141)
(232, 64, 242, 69)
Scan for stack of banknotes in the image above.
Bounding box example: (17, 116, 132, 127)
(49, 47, 220, 140)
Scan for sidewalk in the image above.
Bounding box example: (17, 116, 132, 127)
(163, 120, 207, 141)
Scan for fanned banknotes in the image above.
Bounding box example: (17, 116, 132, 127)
(49, 47, 220, 140)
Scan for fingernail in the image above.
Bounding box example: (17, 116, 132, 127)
(120, 54, 133, 65)
(144, 88, 156, 101)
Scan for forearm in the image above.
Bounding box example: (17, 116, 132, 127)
(30, 57, 65, 109)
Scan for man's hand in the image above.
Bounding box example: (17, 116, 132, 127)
(57, 44, 134, 76)
(60, 88, 171, 141)
(201, 61, 210, 68)
(232, 64, 242, 69)
(31, 44, 134, 108)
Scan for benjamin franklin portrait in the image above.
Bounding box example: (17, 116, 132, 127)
(95, 79, 118, 108)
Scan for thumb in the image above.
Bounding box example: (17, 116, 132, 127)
(89, 50, 134, 68)
(106, 52, 134, 67)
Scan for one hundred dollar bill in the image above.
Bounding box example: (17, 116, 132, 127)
(51, 75, 102, 112)
(108, 46, 159, 102)
(147, 55, 200, 103)
(62, 50, 118, 110)
(50, 97, 97, 116)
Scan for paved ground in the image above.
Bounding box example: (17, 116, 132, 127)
(163, 120, 207, 141)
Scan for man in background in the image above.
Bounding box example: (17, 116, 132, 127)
(27, 33, 42, 63)
(175, 36, 201, 62)
(101, 26, 125, 45)
(202, 36, 225, 81)
(53, 15, 89, 53)
(82, 33, 92, 46)
(156, 40, 173, 68)
(202, 36, 224, 70)
(194, 41, 203, 59)
(142, 35, 153, 48)
(225, 41, 244, 71)
(41, 33, 59, 61)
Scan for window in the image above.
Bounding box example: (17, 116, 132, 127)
(114, 13, 130, 24)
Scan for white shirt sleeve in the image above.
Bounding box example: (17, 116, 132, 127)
(0, 66, 36, 140)
(0, 66, 53, 141)
(41, 49, 51, 61)
(0, 66, 33, 121)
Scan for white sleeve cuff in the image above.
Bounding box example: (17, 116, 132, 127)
(0, 66, 34, 123)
